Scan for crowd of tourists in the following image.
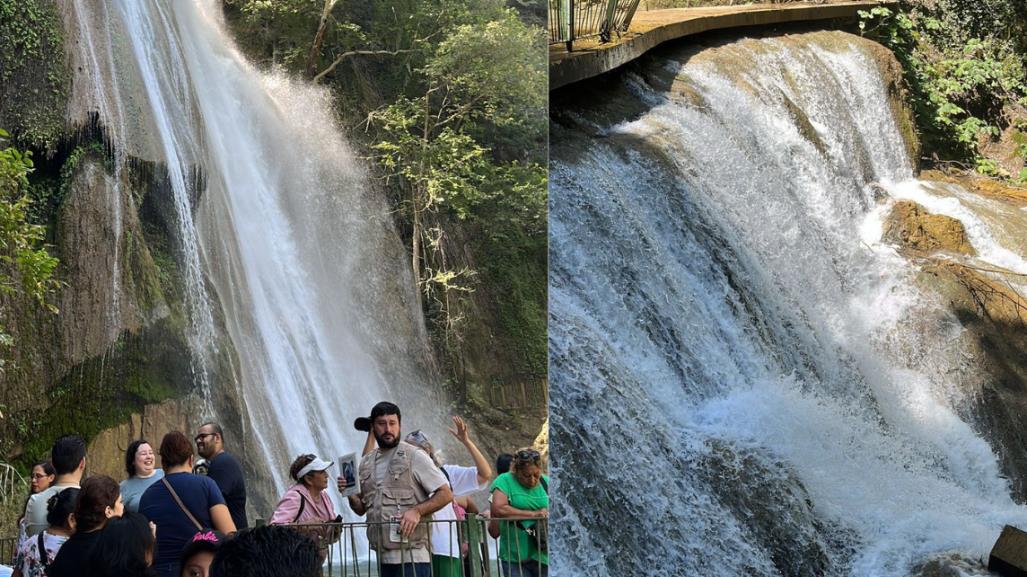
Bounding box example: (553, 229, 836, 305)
(7, 402, 549, 577)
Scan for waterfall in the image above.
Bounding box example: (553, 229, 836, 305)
(550, 31, 1027, 577)
(68, 0, 434, 501)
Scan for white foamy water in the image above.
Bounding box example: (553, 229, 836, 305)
(68, 0, 435, 505)
(551, 32, 1027, 577)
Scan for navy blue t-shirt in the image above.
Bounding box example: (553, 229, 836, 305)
(207, 451, 248, 530)
(140, 472, 225, 577)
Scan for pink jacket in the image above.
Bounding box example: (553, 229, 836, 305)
(269, 483, 337, 526)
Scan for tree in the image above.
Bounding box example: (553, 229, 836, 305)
(369, 11, 546, 336)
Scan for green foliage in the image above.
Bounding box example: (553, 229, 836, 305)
(0, 129, 60, 361)
(0, 0, 70, 151)
(365, 9, 544, 353)
(859, 3, 1027, 177)
(224, 0, 547, 389)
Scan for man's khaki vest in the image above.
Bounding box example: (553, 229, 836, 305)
(358, 441, 431, 551)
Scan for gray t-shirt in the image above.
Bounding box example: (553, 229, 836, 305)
(120, 469, 164, 513)
(24, 484, 78, 536)
(372, 446, 449, 565)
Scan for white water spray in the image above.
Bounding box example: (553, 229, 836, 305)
(551, 32, 1027, 577)
(69, 0, 434, 504)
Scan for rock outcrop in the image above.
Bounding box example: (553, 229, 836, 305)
(883, 200, 975, 255)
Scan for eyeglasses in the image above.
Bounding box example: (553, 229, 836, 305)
(30, 473, 50, 480)
(515, 449, 541, 462)
(194, 433, 216, 443)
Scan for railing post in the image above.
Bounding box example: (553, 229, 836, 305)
(602, 0, 618, 42)
(561, 0, 573, 51)
(466, 517, 485, 577)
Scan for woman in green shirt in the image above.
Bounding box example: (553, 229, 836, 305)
(490, 448, 549, 577)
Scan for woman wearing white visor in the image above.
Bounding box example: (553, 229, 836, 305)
(270, 454, 341, 560)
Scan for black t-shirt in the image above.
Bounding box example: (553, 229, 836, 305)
(207, 451, 248, 529)
(48, 528, 102, 577)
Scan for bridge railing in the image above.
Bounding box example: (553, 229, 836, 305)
(277, 516, 547, 577)
(3, 517, 548, 575)
(550, 0, 643, 50)
(0, 462, 27, 505)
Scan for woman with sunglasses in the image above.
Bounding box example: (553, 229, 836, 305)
(12, 461, 56, 561)
(490, 448, 549, 577)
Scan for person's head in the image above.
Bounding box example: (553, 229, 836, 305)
(75, 475, 123, 532)
(31, 461, 56, 494)
(496, 453, 514, 476)
(180, 531, 224, 577)
(210, 525, 320, 577)
(511, 448, 543, 489)
(160, 431, 195, 470)
(51, 435, 87, 477)
(126, 440, 157, 479)
(404, 430, 441, 466)
(194, 423, 224, 460)
(288, 454, 333, 492)
(369, 401, 401, 449)
(46, 487, 79, 530)
(88, 512, 155, 577)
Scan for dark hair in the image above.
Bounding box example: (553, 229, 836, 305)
(28, 461, 56, 498)
(159, 431, 194, 468)
(51, 435, 87, 476)
(369, 401, 401, 423)
(210, 525, 320, 577)
(87, 512, 156, 577)
(288, 454, 317, 482)
(125, 440, 152, 478)
(180, 530, 224, 570)
(200, 422, 224, 439)
(512, 447, 542, 471)
(76, 475, 120, 532)
(46, 487, 79, 529)
(496, 453, 514, 476)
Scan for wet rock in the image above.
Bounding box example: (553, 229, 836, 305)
(910, 552, 988, 577)
(700, 440, 833, 577)
(87, 397, 201, 479)
(883, 200, 975, 255)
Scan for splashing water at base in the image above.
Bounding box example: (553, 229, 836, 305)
(551, 31, 1027, 577)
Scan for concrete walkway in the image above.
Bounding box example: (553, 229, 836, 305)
(550, 1, 896, 90)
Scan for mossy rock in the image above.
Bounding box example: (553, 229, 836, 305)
(0, 0, 71, 153)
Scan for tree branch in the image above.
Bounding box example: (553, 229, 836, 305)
(313, 49, 417, 84)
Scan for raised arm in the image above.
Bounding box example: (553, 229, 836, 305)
(449, 416, 492, 486)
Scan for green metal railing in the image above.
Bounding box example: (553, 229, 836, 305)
(3, 517, 548, 576)
(271, 517, 547, 577)
(550, 0, 643, 50)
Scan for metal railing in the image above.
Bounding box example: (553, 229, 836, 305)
(550, 0, 643, 50)
(2, 517, 547, 576)
(2, 535, 16, 566)
(283, 517, 547, 577)
(489, 377, 548, 411)
(0, 463, 26, 504)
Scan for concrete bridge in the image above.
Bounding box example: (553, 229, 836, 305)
(550, 1, 897, 90)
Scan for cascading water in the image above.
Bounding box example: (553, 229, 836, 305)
(550, 31, 1027, 577)
(66, 0, 435, 503)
